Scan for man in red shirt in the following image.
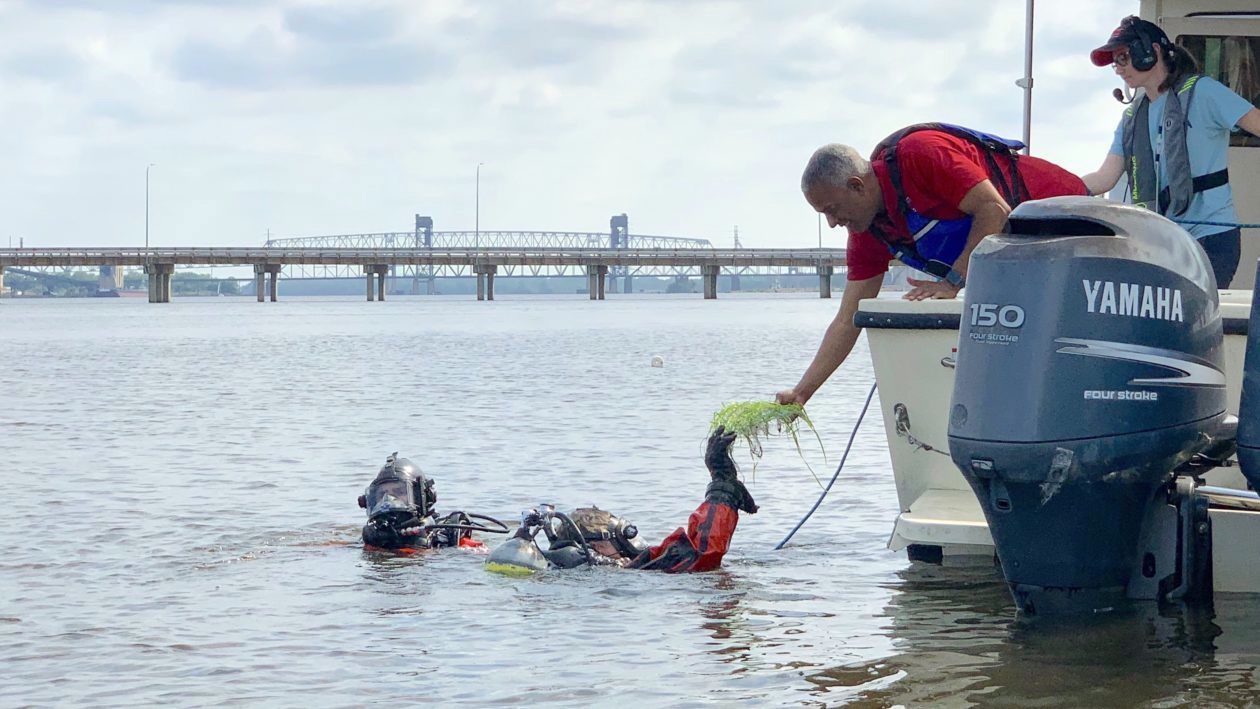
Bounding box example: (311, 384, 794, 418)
(777, 124, 1088, 408)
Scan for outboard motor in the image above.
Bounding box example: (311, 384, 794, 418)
(1236, 261, 1260, 491)
(948, 197, 1226, 615)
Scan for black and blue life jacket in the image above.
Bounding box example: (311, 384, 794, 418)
(868, 123, 1029, 282)
(1121, 75, 1229, 217)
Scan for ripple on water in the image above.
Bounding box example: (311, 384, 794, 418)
(4, 296, 1260, 706)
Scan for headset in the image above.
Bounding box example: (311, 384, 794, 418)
(1122, 16, 1173, 73)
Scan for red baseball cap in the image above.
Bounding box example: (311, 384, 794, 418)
(1090, 16, 1169, 67)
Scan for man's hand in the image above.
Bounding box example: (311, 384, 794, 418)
(775, 388, 808, 406)
(705, 426, 738, 481)
(904, 277, 961, 302)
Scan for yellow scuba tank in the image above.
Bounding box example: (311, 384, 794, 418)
(485, 536, 550, 576)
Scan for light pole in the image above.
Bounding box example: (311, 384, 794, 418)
(475, 162, 484, 251)
(145, 163, 156, 251)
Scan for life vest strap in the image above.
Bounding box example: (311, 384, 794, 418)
(1158, 168, 1229, 213)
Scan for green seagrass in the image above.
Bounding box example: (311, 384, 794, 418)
(709, 401, 827, 487)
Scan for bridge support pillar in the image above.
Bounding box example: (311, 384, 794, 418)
(146, 263, 174, 303)
(0, 266, 5, 298)
(427, 275, 437, 295)
(365, 265, 388, 301)
(475, 264, 497, 301)
(702, 265, 720, 300)
(254, 264, 281, 302)
(98, 265, 124, 295)
(267, 264, 281, 302)
(818, 265, 833, 299)
(730, 273, 741, 292)
(587, 265, 607, 300)
(624, 274, 633, 294)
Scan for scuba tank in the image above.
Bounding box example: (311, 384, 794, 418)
(486, 505, 634, 575)
(485, 536, 551, 576)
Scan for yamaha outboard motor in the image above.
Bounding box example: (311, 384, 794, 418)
(948, 197, 1226, 615)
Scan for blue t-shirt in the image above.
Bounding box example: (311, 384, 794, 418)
(1109, 76, 1254, 238)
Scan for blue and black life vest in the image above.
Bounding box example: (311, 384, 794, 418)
(868, 123, 1029, 283)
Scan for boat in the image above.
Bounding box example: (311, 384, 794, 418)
(859, 1, 1260, 611)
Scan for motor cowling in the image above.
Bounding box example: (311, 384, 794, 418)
(948, 197, 1226, 615)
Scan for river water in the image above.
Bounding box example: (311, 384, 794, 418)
(3, 294, 1258, 707)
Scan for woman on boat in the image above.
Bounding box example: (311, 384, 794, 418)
(1081, 16, 1260, 288)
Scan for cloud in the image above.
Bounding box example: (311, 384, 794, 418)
(29, 0, 271, 10)
(3, 47, 87, 82)
(169, 25, 451, 89)
(667, 33, 840, 109)
(448, 4, 644, 71)
(282, 4, 398, 44)
(834, 0, 991, 42)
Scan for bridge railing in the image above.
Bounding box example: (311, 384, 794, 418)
(264, 231, 715, 249)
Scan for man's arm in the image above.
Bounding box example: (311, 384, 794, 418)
(904, 179, 1010, 301)
(1081, 153, 1125, 196)
(777, 274, 883, 405)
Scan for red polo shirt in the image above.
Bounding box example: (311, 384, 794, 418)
(845, 130, 1088, 281)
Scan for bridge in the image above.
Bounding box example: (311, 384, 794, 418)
(0, 214, 847, 303)
(0, 246, 846, 303)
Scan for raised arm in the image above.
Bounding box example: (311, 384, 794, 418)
(777, 274, 883, 406)
(627, 427, 755, 573)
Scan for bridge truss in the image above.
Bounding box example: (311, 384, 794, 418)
(259, 230, 829, 279)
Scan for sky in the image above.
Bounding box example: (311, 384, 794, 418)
(0, 0, 1138, 249)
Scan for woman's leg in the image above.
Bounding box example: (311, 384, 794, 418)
(1200, 228, 1242, 288)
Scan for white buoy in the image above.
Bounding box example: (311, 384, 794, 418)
(651, 355, 665, 368)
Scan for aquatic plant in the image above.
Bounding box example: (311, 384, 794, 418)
(709, 401, 826, 486)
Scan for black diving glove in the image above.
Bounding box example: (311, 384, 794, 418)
(704, 426, 758, 514)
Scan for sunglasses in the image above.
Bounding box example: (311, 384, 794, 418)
(1112, 51, 1132, 68)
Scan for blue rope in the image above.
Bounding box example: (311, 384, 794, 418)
(1171, 219, 1260, 229)
(774, 382, 878, 550)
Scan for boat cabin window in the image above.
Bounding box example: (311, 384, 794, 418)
(1177, 34, 1260, 147)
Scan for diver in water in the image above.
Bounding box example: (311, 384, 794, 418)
(358, 453, 508, 551)
(487, 427, 757, 573)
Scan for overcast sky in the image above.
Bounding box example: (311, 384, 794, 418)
(1, 0, 1137, 248)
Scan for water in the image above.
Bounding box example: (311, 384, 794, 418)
(2, 294, 1258, 707)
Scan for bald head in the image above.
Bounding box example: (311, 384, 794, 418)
(800, 144, 870, 193)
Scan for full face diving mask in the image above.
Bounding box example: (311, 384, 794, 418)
(358, 454, 433, 529)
